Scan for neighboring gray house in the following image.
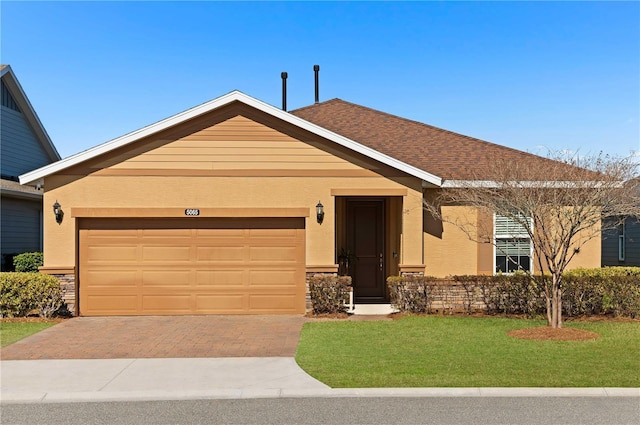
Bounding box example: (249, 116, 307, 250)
(602, 180, 640, 267)
(1, 65, 60, 270)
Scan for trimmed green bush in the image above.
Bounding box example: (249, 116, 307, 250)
(388, 268, 640, 318)
(562, 267, 640, 318)
(469, 273, 545, 316)
(388, 275, 438, 313)
(308, 275, 352, 314)
(13, 252, 44, 273)
(0, 272, 63, 318)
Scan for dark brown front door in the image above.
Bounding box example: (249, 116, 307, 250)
(346, 199, 386, 302)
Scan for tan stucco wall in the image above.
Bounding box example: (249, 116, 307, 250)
(43, 175, 422, 269)
(423, 205, 480, 277)
(41, 112, 425, 270)
(40, 110, 602, 276)
(556, 219, 602, 271)
(421, 204, 602, 277)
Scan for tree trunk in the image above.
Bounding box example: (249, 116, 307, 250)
(545, 291, 552, 326)
(548, 273, 563, 329)
(556, 285, 563, 328)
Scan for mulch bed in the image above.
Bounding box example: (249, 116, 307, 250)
(1, 317, 66, 323)
(305, 312, 613, 340)
(508, 327, 600, 341)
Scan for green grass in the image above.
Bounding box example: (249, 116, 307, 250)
(295, 316, 640, 388)
(0, 321, 58, 347)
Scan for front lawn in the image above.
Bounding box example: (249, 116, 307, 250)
(295, 316, 640, 388)
(0, 320, 59, 347)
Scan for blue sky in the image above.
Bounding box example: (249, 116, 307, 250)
(2, 1, 638, 160)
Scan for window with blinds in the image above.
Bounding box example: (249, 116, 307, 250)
(495, 213, 532, 273)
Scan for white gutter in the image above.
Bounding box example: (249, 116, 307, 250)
(441, 180, 619, 188)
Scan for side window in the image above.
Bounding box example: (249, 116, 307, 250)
(495, 213, 532, 273)
(618, 221, 625, 262)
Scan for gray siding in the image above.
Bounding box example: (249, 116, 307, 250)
(1, 105, 52, 177)
(602, 217, 640, 267)
(1, 196, 42, 264)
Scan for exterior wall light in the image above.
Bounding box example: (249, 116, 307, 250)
(53, 201, 64, 224)
(316, 201, 325, 224)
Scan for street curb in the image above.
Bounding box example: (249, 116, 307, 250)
(2, 387, 638, 404)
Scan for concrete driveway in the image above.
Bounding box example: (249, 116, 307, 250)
(0, 315, 307, 360)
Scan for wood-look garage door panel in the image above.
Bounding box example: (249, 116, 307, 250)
(79, 218, 305, 316)
(85, 270, 139, 287)
(196, 295, 245, 312)
(196, 246, 246, 261)
(86, 295, 138, 314)
(249, 246, 301, 262)
(142, 246, 192, 262)
(87, 245, 139, 263)
(142, 295, 192, 312)
(142, 270, 192, 286)
(249, 270, 298, 286)
(249, 295, 298, 311)
(195, 270, 245, 286)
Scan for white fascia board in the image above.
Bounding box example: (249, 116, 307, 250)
(20, 90, 442, 187)
(441, 180, 617, 189)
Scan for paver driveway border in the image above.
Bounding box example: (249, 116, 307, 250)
(0, 315, 308, 360)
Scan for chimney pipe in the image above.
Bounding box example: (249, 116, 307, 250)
(313, 65, 320, 104)
(281, 72, 288, 111)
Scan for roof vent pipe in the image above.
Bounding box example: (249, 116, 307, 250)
(281, 72, 288, 111)
(313, 64, 320, 104)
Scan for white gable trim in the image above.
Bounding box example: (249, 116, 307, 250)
(19, 90, 442, 187)
(1, 65, 60, 162)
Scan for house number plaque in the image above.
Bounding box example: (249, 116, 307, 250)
(185, 209, 200, 216)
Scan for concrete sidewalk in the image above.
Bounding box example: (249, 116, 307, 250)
(1, 358, 637, 403)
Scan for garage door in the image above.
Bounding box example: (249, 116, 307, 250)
(79, 218, 305, 316)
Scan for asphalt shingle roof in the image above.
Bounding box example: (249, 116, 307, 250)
(291, 98, 570, 181)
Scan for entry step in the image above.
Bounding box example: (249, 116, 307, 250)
(351, 304, 399, 315)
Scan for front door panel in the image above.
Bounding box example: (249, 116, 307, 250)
(347, 199, 385, 301)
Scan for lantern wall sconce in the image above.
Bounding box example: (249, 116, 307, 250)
(53, 201, 64, 224)
(316, 201, 324, 224)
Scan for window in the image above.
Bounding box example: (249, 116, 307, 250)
(495, 213, 532, 273)
(619, 221, 625, 262)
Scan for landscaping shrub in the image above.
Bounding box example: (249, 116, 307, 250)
(388, 267, 640, 318)
(452, 275, 493, 314)
(308, 275, 352, 314)
(13, 252, 43, 273)
(562, 267, 640, 318)
(0, 272, 63, 318)
(474, 273, 545, 316)
(387, 275, 441, 313)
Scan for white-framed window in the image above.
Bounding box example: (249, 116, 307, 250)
(618, 221, 625, 262)
(494, 213, 532, 273)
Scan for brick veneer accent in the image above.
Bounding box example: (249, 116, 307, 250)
(50, 274, 76, 315)
(427, 280, 486, 313)
(305, 271, 339, 313)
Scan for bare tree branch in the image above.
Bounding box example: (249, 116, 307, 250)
(423, 152, 640, 328)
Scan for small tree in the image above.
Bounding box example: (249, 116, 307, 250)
(423, 153, 639, 328)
